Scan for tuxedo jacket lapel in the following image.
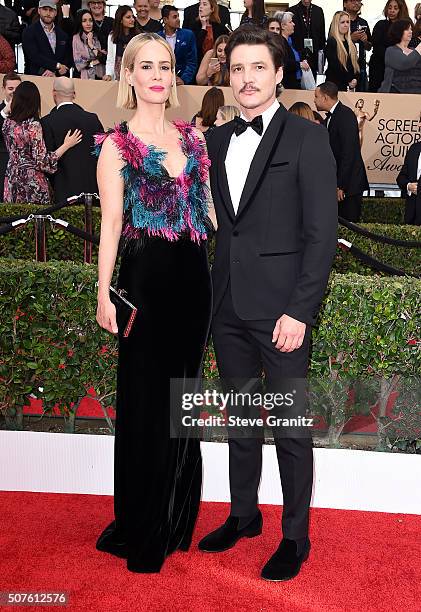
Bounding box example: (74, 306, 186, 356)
(217, 121, 236, 221)
(235, 105, 288, 220)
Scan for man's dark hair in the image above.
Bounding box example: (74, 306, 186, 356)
(9, 81, 41, 123)
(161, 4, 179, 19)
(225, 25, 285, 70)
(388, 19, 413, 44)
(2, 72, 21, 89)
(318, 81, 339, 100)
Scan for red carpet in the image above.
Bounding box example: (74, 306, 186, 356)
(0, 492, 420, 612)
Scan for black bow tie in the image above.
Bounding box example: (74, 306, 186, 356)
(233, 115, 264, 137)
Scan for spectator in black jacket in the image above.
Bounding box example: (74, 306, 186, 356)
(275, 10, 311, 89)
(191, 0, 229, 66)
(396, 141, 421, 225)
(369, 0, 410, 92)
(87, 0, 113, 54)
(325, 11, 359, 91)
(343, 0, 372, 91)
(290, 0, 325, 77)
(41, 77, 103, 203)
(0, 3, 21, 50)
(315, 81, 368, 222)
(22, 0, 72, 76)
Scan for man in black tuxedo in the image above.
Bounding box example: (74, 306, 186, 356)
(315, 81, 369, 222)
(0, 72, 21, 201)
(290, 0, 325, 78)
(41, 77, 103, 203)
(198, 26, 337, 581)
(182, 1, 231, 31)
(22, 0, 72, 76)
(396, 142, 421, 225)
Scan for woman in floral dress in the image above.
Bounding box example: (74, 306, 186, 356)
(2, 81, 81, 204)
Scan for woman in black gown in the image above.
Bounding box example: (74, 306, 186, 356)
(95, 32, 215, 573)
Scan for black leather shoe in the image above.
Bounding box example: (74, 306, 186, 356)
(96, 521, 128, 559)
(198, 511, 263, 553)
(261, 538, 310, 581)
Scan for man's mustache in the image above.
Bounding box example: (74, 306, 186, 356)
(239, 86, 260, 93)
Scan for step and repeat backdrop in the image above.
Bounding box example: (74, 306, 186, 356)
(9, 76, 421, 186)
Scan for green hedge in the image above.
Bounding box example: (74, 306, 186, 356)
(336, 224, 421, 276)
(1, 260, 419, 448)
(0, 204, 100, 263)
(0, 203, 418, 277)
(360, 198, 404, 225)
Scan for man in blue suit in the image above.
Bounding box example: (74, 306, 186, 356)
(159, 5, 197, 85)
(22, 0, 72, 76)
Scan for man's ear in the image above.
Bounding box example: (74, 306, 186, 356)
(275, 66, 283, 86)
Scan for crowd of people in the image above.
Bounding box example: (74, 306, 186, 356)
(0, 0, 420, 91)
(0, 0, 420, 223)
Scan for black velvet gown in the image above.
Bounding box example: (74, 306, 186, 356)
(95, 121, 212, 573)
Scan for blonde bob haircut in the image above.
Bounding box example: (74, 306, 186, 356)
(117, 33, 179, 109)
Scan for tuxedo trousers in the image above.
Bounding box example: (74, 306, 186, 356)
(212, 283, 313, 541)
(339, 193, 362, 222)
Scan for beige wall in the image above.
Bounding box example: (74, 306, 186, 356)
(5, 76, 421, 185)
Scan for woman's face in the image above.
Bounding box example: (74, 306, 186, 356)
(338, 14, 350, 35)
(268, 21, 281, 34)
(216, 42, 226, 63)
(122, 10, 135, 29)
(214, 108, 224, 126)
(199, 0, 212, 18)
(401, 25, 413, 43)
(387, 1, 400, 21)
(282, 17, 295, 37)
(82, 12, 93, 32)
(128, 40, 173, 106)
(243, 0, 253, 10)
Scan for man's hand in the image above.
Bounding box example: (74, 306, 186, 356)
(337, 188, 345, 202)
(351, 30, 363, 42)
(42, 70, 55, 77)
(58, 64, 69, 75)
(272, 314, 306, 353)
(176, 76, 184, 85)
(408, 182, 418, 195)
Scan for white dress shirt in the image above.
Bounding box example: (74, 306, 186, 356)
(225, 99, 280, 215)
(326, 100, 339, 128)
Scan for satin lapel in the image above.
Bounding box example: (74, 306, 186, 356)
(235, 105, 288, 220)
(217, 121, 236, 221)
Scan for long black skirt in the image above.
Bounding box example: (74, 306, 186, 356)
(96, 234, 212, 572)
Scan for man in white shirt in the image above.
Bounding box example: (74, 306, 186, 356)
(200, 25, 337, 582)
(397, 142, 421, 225)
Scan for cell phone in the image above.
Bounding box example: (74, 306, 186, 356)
(209, 58, 219, 68)
(358, 25, 367, 31)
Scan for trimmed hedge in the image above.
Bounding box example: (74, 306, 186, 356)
(336, 223, 421, 276)
(1, 261, 419, 446)
(0, 203, 418, 277)
(360, 198, 404, 225)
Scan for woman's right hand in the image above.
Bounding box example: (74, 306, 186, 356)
(207, 61, 220, 77)
(63, 129, 82, 150)
(102, 75, 112, 81)
(96, 296, 118, 334)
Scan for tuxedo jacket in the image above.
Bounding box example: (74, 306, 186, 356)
(396, 142, 421, 224)
(41, 103, 103, 202)
(206, 105, 338, 326)
(182, 2, 231, 32)
(22, 20, 72, 75)
(326, 101, 369, 196)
